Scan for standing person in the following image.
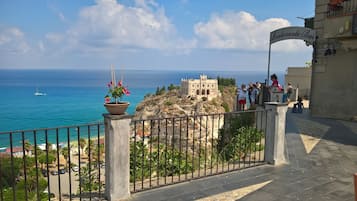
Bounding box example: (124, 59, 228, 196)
(270, 74, 282, 92)
(237, 84, 247, 111)
(250, 84, 259, 108)
(286, 82, 293, 102)
(235, 88, 239, 111)
(247, 83, 253, 107)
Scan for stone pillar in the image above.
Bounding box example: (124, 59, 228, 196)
(104, 114, 132, 201)
(264, 102, 288, 165)
(255, 106, 267, 132)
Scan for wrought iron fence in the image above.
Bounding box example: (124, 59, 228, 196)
(0, 122, 105, 201)
(0, 109, 269, 199)
(130, 109, 267, 193)
(327, 0, 357, 17)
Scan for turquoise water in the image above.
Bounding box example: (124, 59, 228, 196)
(0, 69, 282, 147)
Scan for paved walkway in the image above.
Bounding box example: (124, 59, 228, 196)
(130, 109, 357, 201)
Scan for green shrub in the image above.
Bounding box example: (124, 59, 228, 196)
(218, 126, 264, 161)
(221, 102, 229, 112)
(165, 101, 173, 106)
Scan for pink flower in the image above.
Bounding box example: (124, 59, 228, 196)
(118, 80, 122, 87)
(123, 87, 130, 95)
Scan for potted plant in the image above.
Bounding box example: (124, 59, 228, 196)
(104, 79, 130, 115)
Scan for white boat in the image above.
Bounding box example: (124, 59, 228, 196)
(34, 88, 47, 96)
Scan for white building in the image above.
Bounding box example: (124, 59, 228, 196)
(181, 75, 220, 101)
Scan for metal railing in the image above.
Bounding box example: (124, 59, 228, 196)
(0, 122, 105, 201)
(327, 0, 357, 17)
(0, 109, 268, 199)
(130, 109, 267, 193)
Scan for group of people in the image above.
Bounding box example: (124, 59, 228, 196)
(236, 82, 261, 111)
(236, 74, 295, 111)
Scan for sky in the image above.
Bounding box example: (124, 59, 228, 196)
(0, 0, 315, 71)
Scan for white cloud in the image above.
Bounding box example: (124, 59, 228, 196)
(45, 33, 63, 44)
(48, 0, 195, 55)
(0, 27, 30, 53)
(194, 11, 309, 52)
(38, 41, 45, 52)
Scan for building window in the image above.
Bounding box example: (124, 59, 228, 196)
(197, 84, 199, 88)
(192, 84, 194, 88)
(202, 90, 205, 95)
(196, 90, 200, 95)
(207, 90, 210, 95)
(203, 84, 205, 87)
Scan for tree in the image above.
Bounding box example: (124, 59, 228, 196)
(85, 139, 97, 161)
(38, 153, 56, 169)
(79, 138, 87, 155)
(76, 163, 103, 193)
(217, 77, 236, 87)
(61, 147, 69, 168)
(217, 114, 263, 161)
(93, 144, 104, 163)
(168, 83, 178, 91)
(0, 157, 21, 188)
(23, 140, 32, 156)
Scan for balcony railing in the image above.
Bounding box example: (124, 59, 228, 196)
(327, 0, 357, 17)
(0, 123, 105, 201)
(130, 110, 267, 193)
(0, 109, 268, 200)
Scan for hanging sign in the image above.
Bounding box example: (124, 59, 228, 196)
(270, 26, 316, 45)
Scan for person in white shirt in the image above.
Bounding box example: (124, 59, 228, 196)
(237, 84, 247, 111)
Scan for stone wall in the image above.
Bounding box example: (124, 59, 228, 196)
(310, 0, 357, 120)
(284, 67, 312, 99)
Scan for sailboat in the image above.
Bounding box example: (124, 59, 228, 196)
(34, 88, 47, 96)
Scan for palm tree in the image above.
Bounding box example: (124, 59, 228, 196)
(79, 138, 87, 155)
(24, 140, 33, 156)
(61, 147, 69, 169)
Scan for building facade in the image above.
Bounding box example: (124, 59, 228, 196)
(181, 75, 220, 101)
(310, 0, 357, 120)
(284, 67, 312, 100)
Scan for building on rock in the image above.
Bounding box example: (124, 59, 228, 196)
(180, 75, 220, 101)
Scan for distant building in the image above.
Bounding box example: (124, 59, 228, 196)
(310, 0, 357, 120)
(181, 75, 220, 101)
(284, 67, 312, 100)
(5, 147, 30, 157)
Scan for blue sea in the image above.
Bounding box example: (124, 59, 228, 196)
(0, 69, 283, 148)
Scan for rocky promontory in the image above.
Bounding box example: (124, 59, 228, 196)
(134, 86, 236, 120)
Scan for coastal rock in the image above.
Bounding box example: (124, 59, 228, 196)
(132, 86, 236, 154)
(134, 86, 236, 120)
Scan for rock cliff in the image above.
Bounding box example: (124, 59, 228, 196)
(133, 86, 236, 120)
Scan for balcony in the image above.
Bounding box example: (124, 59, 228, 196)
(0, 109, 274, 200)
(327, 0, 357, 18)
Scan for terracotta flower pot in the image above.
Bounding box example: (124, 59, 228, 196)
(104, 102, 130, 115)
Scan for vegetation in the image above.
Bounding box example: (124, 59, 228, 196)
(144, 93, 152, 99)
(155, 86, 166, 95)
(217, 77, 236, 87)
(165, 101, 173, 106)
(217, 113, 263, 161)
(168, 83, 180, 91)
(129, 141, 193, 182)
(76, 163, 104, 193)
(0, 156, 48, 201)
(221, 102, 230, 112)
(129, 112, 264, 183)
